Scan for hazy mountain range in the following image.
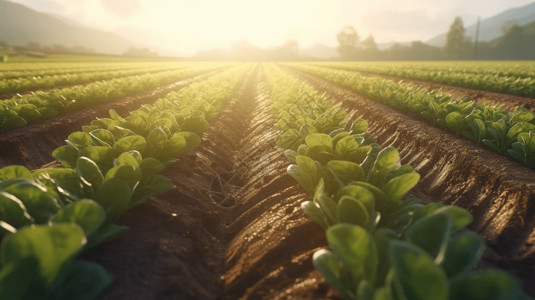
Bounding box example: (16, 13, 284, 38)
(0, 0, 534, 58)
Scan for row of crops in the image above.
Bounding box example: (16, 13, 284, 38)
(286, 64, 535, 169)
(0, 64, 251, 299)
(313, 61, 535, 98)
(264, 64, 531, 300)
(0, 63, 228, 132)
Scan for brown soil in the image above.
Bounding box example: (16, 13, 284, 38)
(285, 66, 535, 296)
(0, 69, 221, 169)
(83, 66, 336, 299)
(355, 70, 535, 112)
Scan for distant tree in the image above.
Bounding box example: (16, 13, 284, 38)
(123, 47, 158, 57)
(445, 17, 470, 59)
(361, 35, 378, 52)
(337, 26, 358, 59)
(26, 42, 41, 50)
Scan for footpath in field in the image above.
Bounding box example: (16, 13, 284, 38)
(84, 66, 336, 299)
(0, 69, 222, 169)
(282, 65, 535, 294)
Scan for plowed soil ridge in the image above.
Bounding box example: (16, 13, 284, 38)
(85, 66, 335, 299)
(285, 66, 535, 295)
(0, 69, 222, 170)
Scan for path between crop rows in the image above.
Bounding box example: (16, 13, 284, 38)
(284, 65, 535, 295)
(84, 66, 336, 299)
(355, 70, 535, 112)
(0, 69, 222, 170)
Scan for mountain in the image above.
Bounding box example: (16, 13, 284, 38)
(0, 0, 135, 54)
(427, 2, 535, 47)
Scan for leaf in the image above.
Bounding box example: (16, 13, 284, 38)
(113, 135, 147, 153)
(85, 223, 128, 249)
(89, 129, 115, 147)
(374, 147, 400, 172)
(306, 133, 333, 153)
(0, 257, 39, 300)
(327, 160, 365, 183)
(299, 123, 318, 139)
(2, 181, 60, 224)
(445, 112, 464, 135)
(388, 240, 448, 300)
(450, 270, 528, 300)
(176, 131, 201, 152)
(130, 174, 172, 207)
(148, 127, 168, 147)
(104, 165, 140, 188)
(287, 155, 320, 195)
(441, 231, 485, 279)
(433, 206, 473, 230)
(337, 196, 370, 227)
(382, 172, 420, 203)
(49, 261, 112, 300)
(0, 165, 32, 180)
(0, 191, 34, 228)
(405, 213, 452, 260)
(96, 178, 132, 221)
(158, 133, 187, 159)
(327, 224, 378, 283)
(276, 129, 301, 151)
(312, 249, 351, 299)
(140, 158, 166, 175)
(301, 201, 327, 229)
(67, 132, 92, 149)
(1, 224, 86, 286)
(51, 199, 106, 237)
(350, 118, 368, 134)
(76, 157, 104, 188)
(52, 145, 79, 168)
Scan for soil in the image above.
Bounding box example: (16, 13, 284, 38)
(1, 63, 534, 298)
(355, 70, 535, 112)
(0, 69, 221, 169)
(284, 66, 535, 296)
(84, 66, 336, 299)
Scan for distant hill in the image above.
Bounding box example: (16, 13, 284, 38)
(0, 0, 135, 54)
(427, 1, 535, 47)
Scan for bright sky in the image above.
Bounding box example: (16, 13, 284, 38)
(8, 0, 535, 55)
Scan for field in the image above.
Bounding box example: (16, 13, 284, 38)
(0, 57, 534, 299)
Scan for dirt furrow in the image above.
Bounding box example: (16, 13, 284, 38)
(0, 69, 222, 170)
(285, 66, 535, 296)
(85, 66, 334, 299)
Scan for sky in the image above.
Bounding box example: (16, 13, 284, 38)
(7, 0, 535, 55)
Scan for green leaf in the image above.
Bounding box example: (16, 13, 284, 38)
(299, 123, 318, 139)
(52, 145, 79, 168)
(445, 112, 464, 135)
(0, 191, 34, 228)
(306, 133, 333, 153)
(140, 158, 166, 175)
(0, 256, 39, 300)
(176, 131, 201, 152)
(287, 155, 320, 195)
(405, 213, 452, 260)
(450, 270, 528, 300)
(276, 129, 301, 151)
(96, 178, 132, 221)
(79, 146, 115, 167)
(85, 223, 128, 249)
(158, 133, 187, 159)
(327, 224, 378, 283)
(113, 135, 147, 153)
(148, 128, 168, 147)
(51, 199, 106, 237)
(382, 172, 420, 203)
(350, 118, 368, 134)
(67, 132, 92, 148)
(337, 196, 370, 227)
(327, 160, 365, 183)
(1, 224, 86, 286)
(374, 147, 399, 171)
(301, 201, 327, 229)
(441, 231, 485, 279)
(0, 165, 32, 180)
(49, 261, 112, 300)
(312, 249, 351, 299)
(104, 165, 140, 188)
(335, 185, 375, 213)
(2, 181, 60, 224)
(76, 157, 104, 188)
(131, 174, 172, 207)
(388, 240, 448, 300)
(89, 129, 115, 147)
(433, 206, 473, 230)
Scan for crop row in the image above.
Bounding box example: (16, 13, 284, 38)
(264, 63, 531, 300)
(0, 64, 191, 96)
(0, 63, 252, 299)
(312, 61, 535, 98)
(0, 63, 226, 133)
(287, 64, 535, 169)
(0, 62, 174, 80)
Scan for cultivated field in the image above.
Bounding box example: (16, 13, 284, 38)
(0, 58, 534, 299)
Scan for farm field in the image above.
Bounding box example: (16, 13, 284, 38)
(0, 58, 534, 299)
